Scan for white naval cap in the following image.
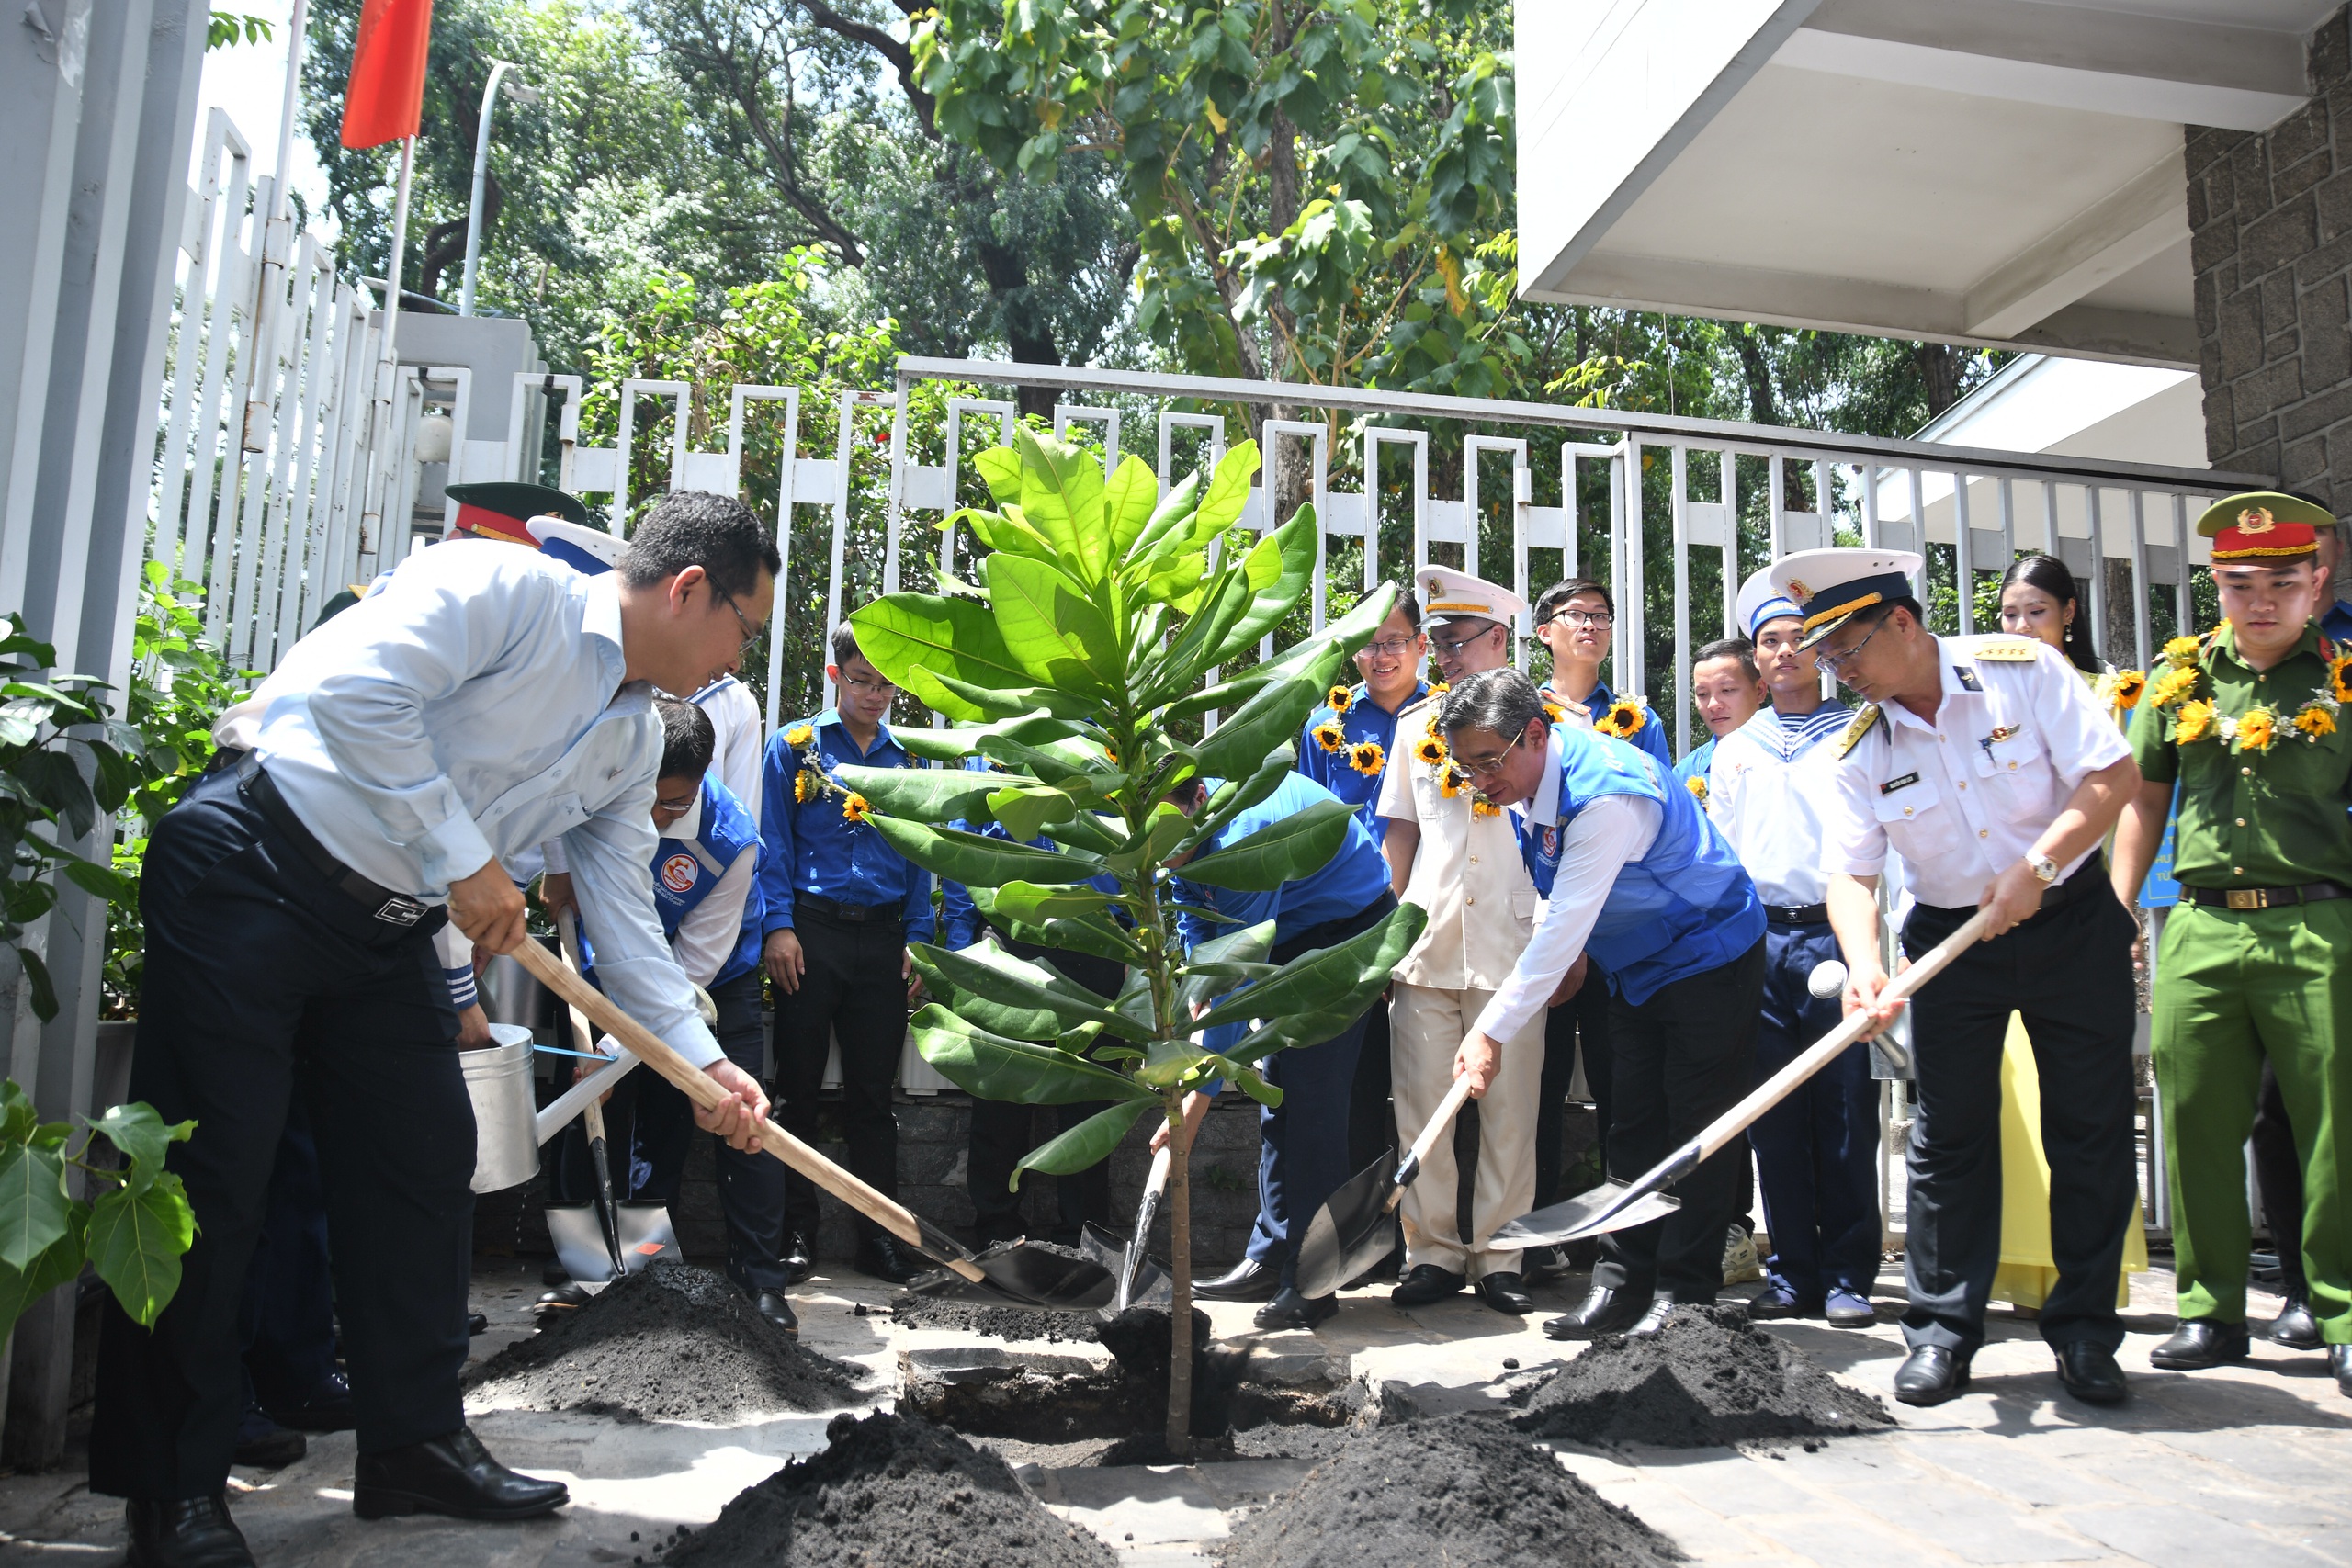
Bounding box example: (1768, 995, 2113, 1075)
(1415, 564, 1529, 628)
(528, 516, 624, 577)
(1735, 566, 1804, 642)
(1764, 547, 1926, 649)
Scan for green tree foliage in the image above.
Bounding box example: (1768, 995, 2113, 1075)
(833, 428, 1425, 1452)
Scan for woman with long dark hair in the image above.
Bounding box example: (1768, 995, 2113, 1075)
(1987, 551, 2149, 1317)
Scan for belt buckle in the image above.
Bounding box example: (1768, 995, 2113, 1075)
(374, 895, 427, 928)
(2225, 888, 2266, 911)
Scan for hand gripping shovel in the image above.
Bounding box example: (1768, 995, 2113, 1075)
(1495, 908, 1988, 1251)
(1295, 1074, 1476, 1300)
(542, 912, 677, 1288)
(506, 939, 1099, 1306)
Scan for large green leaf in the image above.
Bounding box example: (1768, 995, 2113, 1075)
(865, 815, 1106, 887)
(1012, 1100, 1155, 1182)
(1173, 741, 1295, 858)
(0, 1199, 86, 1343)
(1173, 797, 1356, 893)
(968, 891, 1146, 964)
(0, 1145, 68, 1269)
(910, 1006, 1152, 1104)
(1192, 648, 1346, 779)
(910, 942, 1148, 1040)
(87, 1171, 196, 1328)
(988, 785, 1076, 840)
(1125, 468, 1201, 561)
(973, 446, 1023, 503)
(1012, 425, 1109, 581)
(1106, 802, 1194, 874)
(1205, 504, 1321, 668)
(1144, 542, 1271, 704)
(1176, 919, 1278, 1013)
(1041, 813, 1125, 855)
(989, 881, 1111, 923)
(1194, 902, 1428, 1041)
(894, 727, 985, 764)
(983, 553, 1125, 695)
(833, 762, 1012, 827)
(1163, 587, 1401, 724)
(850, 596, 1035, 722)
(1194, 440, 1260, 537)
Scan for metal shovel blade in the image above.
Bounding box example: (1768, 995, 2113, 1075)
(1491, 1182, 1683, 1248)
(546, 1201, 678, 1284)
(1081, 1221, 1170, 1311)
(1293, 1148, 1400, 1301)
(905, 1238, 1116, 1308)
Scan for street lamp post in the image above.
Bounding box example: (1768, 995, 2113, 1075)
(458, 61, 538, 317)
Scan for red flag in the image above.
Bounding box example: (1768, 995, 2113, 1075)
(339, 0, 435, 150)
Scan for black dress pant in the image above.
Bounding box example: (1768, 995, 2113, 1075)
(1536, 971, 1613, 1208)
(967, 941, 1119, 1245)
(1592, 940, 1766, 1303)
(94, 768, 472, 1500)
(629, 968, 793, 1291)
(2252, 1058, 2307, 1299)
(773, 907, 908, 1244)
(1899, 876, 2138, 1356)
(236, 1104, 342, 1410)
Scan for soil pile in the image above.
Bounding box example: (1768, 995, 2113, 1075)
(666, 1410, 1113, 1568)
(1514, 1305, 1891, 1448)
(888, 1293, 1099, 1343)
(1219, 1414, 1681, 1568)
(465, 1259, 865, 1422)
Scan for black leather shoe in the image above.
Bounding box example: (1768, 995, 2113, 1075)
(353, 1427, 569, 1521)
(532, 1282, 590, 1324)
(1745, 1283, 1815, 1320)
(1194, 1257, 1282, 1303)
(1475, 1271, 1534, 1315)
(2269, 1295, 2324, 1352)
(2054, 1342, 2128, 1405)
(232, 1407, 305, 1470)
(1544, 1285, 1654, 1340)
(779, 1232, 815, 1287)
(1521, 1245, 1570, 1286)
(2149, 1319, 2250, 1370)
(1253, 1288, 1339, 1331)
(264, 1371, 355, 1432)
(1892, 1346, 1972, 1406)
(1627, 1296, 1679, 1337)
(2329, 1344, 2352, 1395)
(468, 1312, 488, 1337)
(752, 1289, 799, 1337)
(1391, 1263, 1466, 1307)
(126, 1496, 254, 1568)
(854, 1235, 922, 1286)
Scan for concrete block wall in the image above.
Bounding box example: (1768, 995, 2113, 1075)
(2189, 6, 2352, 501)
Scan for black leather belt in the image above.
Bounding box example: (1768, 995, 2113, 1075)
(2183, 880, 2348, 911)
(1765, 903, 1829, 926)
(243, 766, 434, 930)
(797, 892, 903, 925)
(1916, 852, 2106, 922)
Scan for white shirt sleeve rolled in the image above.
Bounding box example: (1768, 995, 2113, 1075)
(1470, 793, 1659, 1043)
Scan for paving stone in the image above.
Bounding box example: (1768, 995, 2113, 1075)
(1893, 1432, 2142, 1508)
(1828, 1479, 2108, 1562)
(1632, 1447, 1838, 1517)
(2064, 1441, 2346, 1528)
(2062, 1503, 2336, 1568)
(2156, 1427, 2352, 1497)
(1747, 1511, 1971, 1568)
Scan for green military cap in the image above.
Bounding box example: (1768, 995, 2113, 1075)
(2194, 491, 2331, 564)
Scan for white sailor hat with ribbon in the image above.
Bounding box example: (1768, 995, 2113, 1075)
(1415, 564, 1529, 628)
(1735, 566, 1804, 642)
(528, 516, 623, 577)
(1764, 547, 1926, 649)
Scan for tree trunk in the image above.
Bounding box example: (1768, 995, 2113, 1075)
(1166, 1107, 1193, 1461)
(972, 231, 1061, 421)
(1915, 342, 1967, 418)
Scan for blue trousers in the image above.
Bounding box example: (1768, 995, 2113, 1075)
(1749, 921, 1882, 1299)
(1243, 1012, 1370, 1288)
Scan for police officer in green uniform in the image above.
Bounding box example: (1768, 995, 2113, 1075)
(2112, 491, 2352, 1395)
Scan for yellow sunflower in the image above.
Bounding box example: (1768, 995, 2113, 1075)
(786, 723, 816, 747)
(1438, 765, 1468, 799)
(1470, 796, 1501, 818)
(1348, 740, 1385, 776)
(2109, 670, 2146, 712)
(2295, 705, 2336, 739)
(842, 791, 873, 822)
(1543, 701, 1566, 725)
(1414, 735, 1447, 767)
(2162, 634, 2201, 667)
(2332, 653, 2352, 704)
(794, 770, 820, 804)
(1686, 775, 1708, 803)
(2236, 706, 2277, 752)
(1327, 684, 1354, 715)
(1428, 681, 1450, 696)
(2149, 665, 2199, 708)
(2175, 699, 2216, 744)
(1312, 722, 1347, 754)
(1598, 698, 1645, 739)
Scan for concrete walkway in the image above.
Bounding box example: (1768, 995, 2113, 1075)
(4, 1257, 2343, 1566)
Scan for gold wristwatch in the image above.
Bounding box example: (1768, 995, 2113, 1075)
(2027, 852, 2059, 885)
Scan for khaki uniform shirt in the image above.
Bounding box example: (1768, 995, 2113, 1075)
(1374, 694, 1538, 990)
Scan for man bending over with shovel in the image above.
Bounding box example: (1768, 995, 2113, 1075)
(1435, 669, 1766, 1342)
(94, 491, 778, 1568)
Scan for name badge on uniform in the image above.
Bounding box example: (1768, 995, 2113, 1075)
(1879, 772, 1920, 795)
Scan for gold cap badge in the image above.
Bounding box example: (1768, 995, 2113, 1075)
(2238, 506, 2276, 534)
(1784, 578, 1811, 601)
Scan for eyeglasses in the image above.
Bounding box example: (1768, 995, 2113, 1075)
(1453, 729, 1528, 779)
(716, 589, 761, 660)
(1549, 609, 1612, 628)
(654, 791, 697, 815)
(1358, 636, 1421, 660)
(1814, 617, 1883, 676)
(1430, 625, 1502, 657)
(840, 672, 897, 698)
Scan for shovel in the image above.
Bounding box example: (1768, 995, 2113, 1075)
(542, 912, 678, 1287)
(1496, 908, 1991, 1250)
(506, 939, 1106, 1306)
(1295, 1074, 1475, 1301)
(1102, 1144, 1174, 1311)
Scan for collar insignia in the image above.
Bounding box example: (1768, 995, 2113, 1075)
(1953, 665, 1984, 692)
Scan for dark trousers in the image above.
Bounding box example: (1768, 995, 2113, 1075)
(1750, 921, 1881, 1298)
(1900, 880, 2138, 1356)
(968, 942, 1119, 1246)
(2254, 1058, 2308, 1298)
(1594, 940, 1767, 1303)
(1537, 972, 1613, 1207)
(95, 768, 472, 1499)
(629, 968, 793, 1292)
(774, 908, 908, 1244)
(237, 1105, 341, 1410)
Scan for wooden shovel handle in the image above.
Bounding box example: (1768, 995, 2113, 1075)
(509, 937, 988, 1285)
(1381, 1073, 1476, 1214)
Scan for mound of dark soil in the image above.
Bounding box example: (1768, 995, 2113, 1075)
(1514, 1305, 1891, 1448)
(464, 1259, 865, 1422)
(666, 1410, 1113, 1568)
(1219, 1414, 1682, 1568)
(888, 1293, 1100, 1343)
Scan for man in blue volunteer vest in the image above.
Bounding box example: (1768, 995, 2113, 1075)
(1156, 772, 1400, 1330)
(760, 623, 934, 1286)
(1438, 668, 1766, 1340)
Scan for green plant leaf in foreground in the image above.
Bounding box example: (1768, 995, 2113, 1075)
(86, 1100, 198, 1182)
(1011, 1100, 1155, 1183)
(1172, 798, 1357, 894)
(0, 1145, 70, 1270)
(87, 1171, 197, 1328)
(1193, 902, 1430, 1040)
(910, 943, 1146, 1040)
(910, 1006, 1153, 1105)
(0, 1201, 86, 1343)
(831, 762, 1009, 826)
(865, 815, 1106, 887)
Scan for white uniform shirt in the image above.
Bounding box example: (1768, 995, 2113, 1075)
(1705, 705, 1851, 907)
(1825, 636, 2130, 910)
(692, 675, 764, 829)
(1374, 694, 1538, 991)
(245, 544, 723, 1067)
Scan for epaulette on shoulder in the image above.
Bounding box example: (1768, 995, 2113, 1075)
(1972, 637, 2040, 662)
(1837, 704, 1883, 758)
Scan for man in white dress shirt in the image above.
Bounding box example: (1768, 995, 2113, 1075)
(1784, 547, 2143, 1409)
(93, 492, 778, 1568)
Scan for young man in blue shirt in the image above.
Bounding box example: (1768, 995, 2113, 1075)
(760, 625, 934, 1285)
(1159, 772, 1398, 1330)
(1674, 637, 1766, 800)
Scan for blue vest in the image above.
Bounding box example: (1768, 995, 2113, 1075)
(650, 777, 764, 986)
(1518, 726, 1762, 1007)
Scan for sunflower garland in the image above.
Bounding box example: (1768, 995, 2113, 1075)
(1348, 740, 1386, 776)
(2156, 627, 2344, 752)
(793, 769, 820, 804)
(842, 791, 873, 823)
(2332, 651, 2352, 704)
(1470, 796, 1501, 818)
(2235, 707, 2278, 752)
(1312, 721, 1347, 754)
(2149, 664, 2199, 709)
(2175, 699, 2215, 744)
(1686, 774, 1708, 804)
(1327, 684, 1354, 715)
(1438, 764, 1469, 799)
(1597, 696, 1648, 739)
(1542, 701, 1566, 726)
(1413, 733, 1448, 767)
(2296, 705, 2337, 739)
(2095, 668, 2146, 717)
